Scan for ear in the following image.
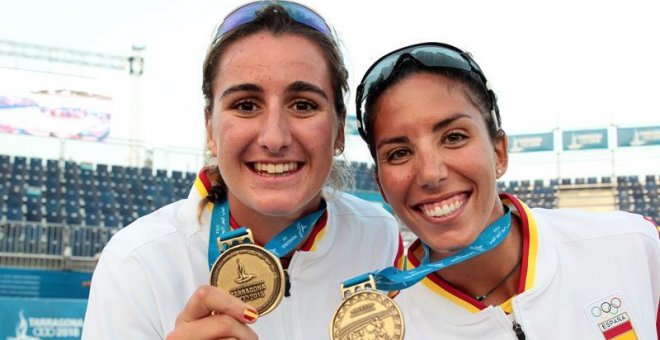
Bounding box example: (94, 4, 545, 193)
(374, 167, 389, 204)
(205, 108, 216, 155)
(334, 114, 346, 153)
(493, 130, 509, 178)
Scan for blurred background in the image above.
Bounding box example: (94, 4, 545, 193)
(1, 0, 658, 338)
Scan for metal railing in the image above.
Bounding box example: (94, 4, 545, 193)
(0, 221, 115, 272)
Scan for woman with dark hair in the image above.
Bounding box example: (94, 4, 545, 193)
(82, 2, 401, 339)
(352, 42, 659, 339)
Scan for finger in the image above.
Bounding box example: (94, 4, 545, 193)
(168, 314, 258, 340)
(177, 285, 258, 324)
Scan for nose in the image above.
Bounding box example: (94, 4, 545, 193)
(257, 106, 292, 154)
(415, 147, 448, 189)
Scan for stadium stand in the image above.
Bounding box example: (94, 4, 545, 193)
(0, 154, 195, 273)
(1, 154, 659, 274)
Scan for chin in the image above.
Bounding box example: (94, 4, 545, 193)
(424, 233, 474, 254)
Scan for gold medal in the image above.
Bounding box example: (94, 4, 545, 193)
(210, 229, 285, 316)
(330, 275, 404, 340)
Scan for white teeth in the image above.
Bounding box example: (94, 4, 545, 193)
(441, 205, 451, 215)
(422, 199, 464, 218)
(252, 162, 298, 175)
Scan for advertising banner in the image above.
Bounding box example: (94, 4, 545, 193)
(0, 297, 87, 340)
(617, 126, 660, 147)
(562, 129, 608, 151)
(508, 132, 554, 153)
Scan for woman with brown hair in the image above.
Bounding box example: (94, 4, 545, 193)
(82, 2, 401, 339)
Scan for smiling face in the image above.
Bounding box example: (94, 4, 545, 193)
(372, 72, 507, 258)
(206, 31, 343, 221)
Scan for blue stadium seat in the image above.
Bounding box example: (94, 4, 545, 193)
(29, 157, 42, 169)
(85, 213, 100, 227)
(103, 214, 121, 228)
(97, 163, 108, 174)
(0, 154, 10, 176)
(14, 156, 27, 168)
(7, 206, 24, 221)
(25, 196, 43, 222)
(66, 212, 82, 225)
(46, 159, 59, 171)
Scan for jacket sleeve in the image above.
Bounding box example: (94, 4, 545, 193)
(82, 249, 163, 339)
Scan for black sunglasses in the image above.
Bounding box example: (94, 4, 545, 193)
(355, 42, 500, 142)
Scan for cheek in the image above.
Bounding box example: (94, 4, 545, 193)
(378, 167, 410, 201)
(214, 118, 241, 147)
(302, 119, 337, 152)
(453, 141, 497, 175)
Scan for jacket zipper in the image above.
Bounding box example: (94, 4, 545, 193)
(512, 320, 526, 340)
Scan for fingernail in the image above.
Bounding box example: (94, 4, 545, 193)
(243, 307, 258, 322)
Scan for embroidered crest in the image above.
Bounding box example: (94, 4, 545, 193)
(584, 292, 638, 340)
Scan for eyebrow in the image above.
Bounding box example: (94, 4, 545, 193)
(220, 81, 328, 100)
(285, 81, 328, 100)
(221, 83, 263, 98)
(376, 112, 472, 150)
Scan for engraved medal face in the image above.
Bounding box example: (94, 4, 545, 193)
(210, 244, 285, 316)
(330, 291, 404, 340)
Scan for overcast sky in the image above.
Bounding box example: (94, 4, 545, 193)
(1, 0, 659, 161)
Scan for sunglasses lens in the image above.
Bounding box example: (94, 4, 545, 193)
(215, 2, 263, 39)
(360, 45, 472, 105)
(215, 1, 332, 41)
(357, 43, 493, 141)
(281, 2, 332, 37)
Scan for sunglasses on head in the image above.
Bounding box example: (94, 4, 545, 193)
(213, 0, 333, 41)
(355, 42, 500, 142)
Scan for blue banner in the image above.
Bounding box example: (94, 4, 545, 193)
(562, 129, 608, 151)
(0, 297, 87, 340)
(617, 126, 660, 147)
(508, 132, 554, 153)
(345, 115, 360, 136)
(0, 268, 91, 299)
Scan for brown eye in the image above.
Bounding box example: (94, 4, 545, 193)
(292, 100, 317, 113)
(444, 132, 468, 145)
(234, 100, 257, 112)
(387, 148, 411, 163)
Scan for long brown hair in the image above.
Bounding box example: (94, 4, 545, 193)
(198, 3, 351, 220)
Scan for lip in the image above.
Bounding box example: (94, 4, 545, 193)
(413, 191, 470, 221)
(245, 161, 304, 178)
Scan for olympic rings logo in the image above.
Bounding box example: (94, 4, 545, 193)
(591, 298, 622, 317)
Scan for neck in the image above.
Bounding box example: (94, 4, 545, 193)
(226, 193, 323, 247)
(432, 214, 523, 305)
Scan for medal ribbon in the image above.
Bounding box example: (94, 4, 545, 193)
(343, 207, 512, 292)
(207, 196, 327, 269)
